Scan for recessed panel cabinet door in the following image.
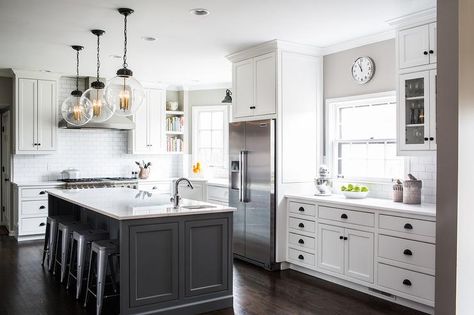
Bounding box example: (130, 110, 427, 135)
(429, 23, 437, 64)
(233, 59, 254, 119)
(398, 25, 430, 69)
(318, 224, 344, 274)
(254, 52, 276, 116)
(147, 89, 164, 153)
(133, 91, 150, 153)
(36, 80, 56, 151)
(18, 78, 37, 151)
(344, 228, 374, 283)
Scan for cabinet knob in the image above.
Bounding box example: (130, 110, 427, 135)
(39, 205, 46, 210)
(424, 137, 429, 141)
(298, 254, 304, 260)
(298, 239, 304, 244)
(429, 50, 434, 54)
(37, 143, 41, 146)
(403, 249, 413, 256)
(404, 223, 413, 230)
(343, 236, 348, 240)
(423, 51, 428, 55)
(298, 223, 305, 228)
(39, 191, 46, 195)
(429, 137, 434, 141)
(249, 106, 256, 109)
(39, 222, 46, 227)
(402, 279, 412, 286)
(298, 206, 305, 212)
(339, 236, 344, 240)
(341, 213, 348, 219)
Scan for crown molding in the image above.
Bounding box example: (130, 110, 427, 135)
(387, 7, 436, 29)
(321, 30, 396, 56)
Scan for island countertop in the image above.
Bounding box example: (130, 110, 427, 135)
(47, 187, 235, 220)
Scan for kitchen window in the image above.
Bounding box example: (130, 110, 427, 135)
(192, 105, 229, 175)
(326, 92, 405, 183)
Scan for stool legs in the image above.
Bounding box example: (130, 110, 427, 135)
(60, 228, 70, 283)
(76, 236, 87, 299)
(84, 249, 94, 308)
(48, 220, 58, 271)
(41, 221, 51, 266)
(96, 250, 107, 315)
(66, 238, 77, 290)
(53, 228, 63, 276)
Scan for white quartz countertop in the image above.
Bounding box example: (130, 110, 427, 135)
(13, 181, 65, 187)
(47, 187, 235, 220)
(286, 194, 436, 217)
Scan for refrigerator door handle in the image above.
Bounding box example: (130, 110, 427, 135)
(239, 150, 248, 203)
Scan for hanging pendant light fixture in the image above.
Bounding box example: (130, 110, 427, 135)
(81, 30, 115, 122)
(221, 89, 232, 103)
(61, 45, 93, 126)
(104, 8, 145, 116)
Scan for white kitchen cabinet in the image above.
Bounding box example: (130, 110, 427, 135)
(15, 72, 58, 154)
(129, 88, 165, 154)
(344, 228, 374, 283)
(398, 69, 437, 153)
(207, 184, 229, 206)
(398, 23, 436, 69)
(318, 224, 345, 274)
(231, 52, 276, 120)
(175, 180, 207, 202)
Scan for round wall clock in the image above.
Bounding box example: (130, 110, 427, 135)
(351, 56, 375, 84)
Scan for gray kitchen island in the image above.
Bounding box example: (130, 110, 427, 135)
(46, 187, 235, 315)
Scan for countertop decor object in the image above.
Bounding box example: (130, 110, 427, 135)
(136, 160, 151, 179)
(61, 45, 93, 126)
(403, 173, 422, 204)
(341, 183, 369, 199)
(81, 29, 115, 123)
(393, 179, 403, 202)
(104, 8, 145, 117)
(314, 164, 332, 196)
(61, 168, 80, 180)
(166, 101, 179, 111)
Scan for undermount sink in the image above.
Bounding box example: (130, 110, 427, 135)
(181, 205, 217, 210)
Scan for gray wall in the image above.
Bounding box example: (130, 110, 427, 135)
(0, 77, 12, 109)
(435, 0, 459, 314)
(323, 39, 396, 99)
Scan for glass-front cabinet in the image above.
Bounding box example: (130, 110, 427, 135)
(399, 70, 436, 152)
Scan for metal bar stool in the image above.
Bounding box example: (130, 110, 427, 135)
(41, 215, 74, 271)
(66, 229, 109, 299)
(84, 240, 120, 315)
(53, 221, 90, 283)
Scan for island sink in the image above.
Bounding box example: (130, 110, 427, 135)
(47, 187, 235, 315)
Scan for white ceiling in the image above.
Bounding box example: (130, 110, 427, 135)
(0, 0, 435, 88)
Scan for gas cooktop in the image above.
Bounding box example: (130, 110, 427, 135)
(60, 177, 137, 183)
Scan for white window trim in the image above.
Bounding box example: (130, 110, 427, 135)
(325, 91, 406, 184)
(192, 105, 229, 171)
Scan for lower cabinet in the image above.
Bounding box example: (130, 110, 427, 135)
(318, 224, 374, 283)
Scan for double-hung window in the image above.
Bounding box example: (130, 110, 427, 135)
(326, 92, 405, 183)
(192, 105, 229, 176)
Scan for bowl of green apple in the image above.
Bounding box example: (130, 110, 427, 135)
(340, 184, 369, 199)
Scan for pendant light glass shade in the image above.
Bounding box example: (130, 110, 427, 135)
(61, 45, 93, 126)
(81, 30, 115, 122)
(104, 8, 144, 117)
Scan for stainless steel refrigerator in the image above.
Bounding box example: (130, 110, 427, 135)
(229, 119, 279, 270)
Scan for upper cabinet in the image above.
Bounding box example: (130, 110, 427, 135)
(398, 23, 437, 69)
(128, 88, 165, 154)
(12, 70, 59, 154)
(231, 52, 276, 120)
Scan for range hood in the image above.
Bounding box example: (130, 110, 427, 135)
(58, 114, 135, 130)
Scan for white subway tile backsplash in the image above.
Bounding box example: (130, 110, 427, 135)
(13, 77, 182, 182)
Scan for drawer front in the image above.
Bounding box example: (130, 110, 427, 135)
(289, 201, 316, 217)
(19, 217, 47, 235)
(208, 186, 229, 202)
(21, 200, 48, 217)
(21, 188, 49, 199)
(288, 217, 316, 234)
(288, 233, 316, 251)
(379, 215, 435, 238)
(288, 247, 316, 266)
(377, 263, 434, 301)
(378, 235, 435, 270)
(319, 206, 374, 227)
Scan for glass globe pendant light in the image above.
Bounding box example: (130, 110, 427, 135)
(104, 8, 145, 117)
(61, 45, 93, 126)
(80, 30, 115, 122)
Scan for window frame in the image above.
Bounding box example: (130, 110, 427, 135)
(325, 91, 406, 184)
(192, 105, 229, 172)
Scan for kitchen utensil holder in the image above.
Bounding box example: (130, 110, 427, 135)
(138, 168, 150, 179)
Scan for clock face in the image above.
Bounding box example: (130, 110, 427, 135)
(351, 57, 375, 84)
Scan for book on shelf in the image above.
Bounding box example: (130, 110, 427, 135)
(167, 136, 183, 152)
(166, 116, 184, 132)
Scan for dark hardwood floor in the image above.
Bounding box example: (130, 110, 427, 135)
(0, 235, 426, 315)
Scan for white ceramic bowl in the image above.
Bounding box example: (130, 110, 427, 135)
(342, 191, 369, 199)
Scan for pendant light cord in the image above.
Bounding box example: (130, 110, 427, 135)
(96, 34, 101, 81)
(123, 14, 128, 69)
(76, 49, 80, 91)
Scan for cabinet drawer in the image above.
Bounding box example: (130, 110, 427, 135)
(19, 217, 47, 235)
(378, 235, 435, 271)
(318, 206, 374, 227)
(288, 233, 316, 251)
(21, 188, 49, 199)
(288, 217, 316, 234)
(21, 200, 48, 217)
(377, 263, 434, 301)
(379, 215, 435, 238)
(288, 247, 315, 266)
(208, 186, 229, 202)
(289, 201, 316, 217)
